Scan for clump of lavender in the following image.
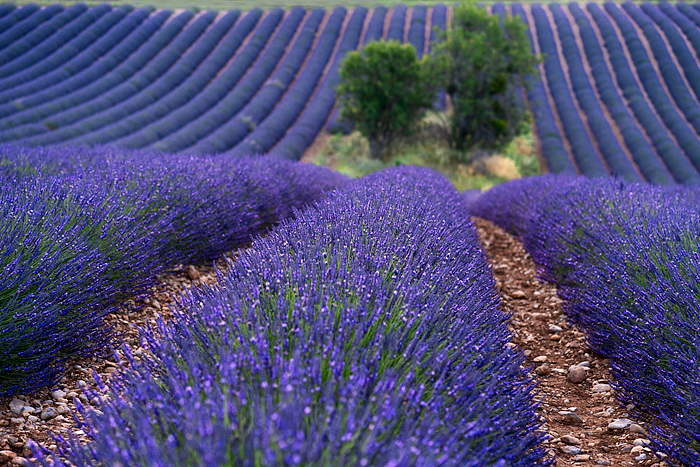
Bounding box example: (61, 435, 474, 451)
(0, 144, 347, 397)
(40, 167, 549, 466)
(466, 174, 583, 238)
(473, 175, 700, 465)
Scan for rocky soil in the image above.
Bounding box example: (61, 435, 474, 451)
(0, 219, 673, 466)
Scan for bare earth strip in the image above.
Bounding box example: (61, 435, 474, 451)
(560, 5, 644, 179)
(541, 5, 611, 174)
(519, 4, 580, 174)
(474, 217, 669, 467)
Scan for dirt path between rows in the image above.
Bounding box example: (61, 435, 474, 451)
(0, 218, 671, 467)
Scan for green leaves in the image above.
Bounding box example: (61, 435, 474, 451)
(337, 40, 436, 160)
(430, 0, 539, 153)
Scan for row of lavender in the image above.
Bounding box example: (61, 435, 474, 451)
(517, 2, 700, 185)
(0, 144, 348, 398)
(0, 4, 446, 159)
(30, 167, 550, 467)
(469, 177, 700, 465)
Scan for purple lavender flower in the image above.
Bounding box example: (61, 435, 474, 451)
(38, 166, 549, 466)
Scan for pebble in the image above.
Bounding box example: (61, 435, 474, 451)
(631, 446, 644, 453)
(568, 366, 587, 384)
(0, 451, 17, 462)
(561, 445, 582, 455)
(561, 435, 580, 445)
(8, 399, 29, 416)
(76, 380, 87, 389)
(536, 363, 550, 376)
(634, 439, 650, 446)
(548, 324, 563, 333)
(592, 383, 612, 393)
(608, 418, 633, 430)
(560, 412, 583, 426)
(573, 454, 590, 462)
(635, 454, 647, 461)
(596, 460, 611, 466)
(629, 423, 646, 435)
(12, 457, 32, 466)
(41, 407, 58, 421)
(26, 416, 38, 423)
(534, 355, 548, 362)
(186, 265, 200, 281)
(50, 389, 66, 400)
(9, 418, 24, 425)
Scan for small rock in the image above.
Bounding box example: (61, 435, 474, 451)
(608, 418, 633, 430)
(593, 383, 612, 393)
(550, 334, 561, 341)
(9, 418, 24, 425)
(629, 424, 646, 435)
(574, 454, 591, 462)
(549, 324, 563, 333)
(536, 363, 550, 376)
(635, 453, 647, 461)
(40, 407, 58, 421)
(56, 405, 70, 415)
(631, 446, 644, 453)
(0, 451, 17, 462)
(9, 399, 25, 415)
(568, 367, 588, 384)
(50, 389, 67, 400)
(561, 435, 581, 445)
(0, 420, 8, 426)
(633, 439, 650, 446)
(76, 380, 87, 388)
(534, 355, 548, 362)
(596, 460, 611, 466)
(26, 416, 38, 423)
(12, 457, 31, 466)
(523, 350, 532, 357)
(561, 412, 583, 425)
(186, 265, 200, 281)
(561, 445, 582, 455)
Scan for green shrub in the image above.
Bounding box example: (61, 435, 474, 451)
(336, 40, 435, 160)
(429, 0, 539, 154)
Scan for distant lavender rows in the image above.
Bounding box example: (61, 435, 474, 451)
(0, 144, 348, 398)
(510, 2, 700, 184)
(33, 166, 550, 467)
(0, 3, 446, 160)
(469, 176, 700, 465)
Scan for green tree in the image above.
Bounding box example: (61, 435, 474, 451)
(429, 1, 539, 154)
(337, 40, 436, 160)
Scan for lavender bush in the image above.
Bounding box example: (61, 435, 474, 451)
(39, 167, 549, 467)
(0, 144, 347, 397)
(471, 176, 700, 465)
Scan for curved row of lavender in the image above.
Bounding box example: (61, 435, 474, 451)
(32, 167, 549, 467)
(469, 176, 700, 465)
(0, 144, 348, 398)
(0, 3, 447, 161)
(509, 1, 700, 184)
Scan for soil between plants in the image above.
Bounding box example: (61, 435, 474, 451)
(0, 219, 670, 466)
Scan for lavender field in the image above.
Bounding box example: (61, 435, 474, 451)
(1, 1, 700, 466)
